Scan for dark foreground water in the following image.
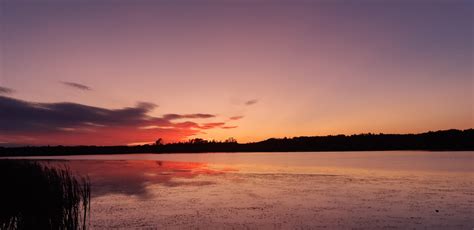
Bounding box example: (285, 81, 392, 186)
(7, 151, 474, 229)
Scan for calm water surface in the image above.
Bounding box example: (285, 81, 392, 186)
(9, 151, 474, 229)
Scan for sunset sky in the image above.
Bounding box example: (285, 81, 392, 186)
(0, 0, 472, 146)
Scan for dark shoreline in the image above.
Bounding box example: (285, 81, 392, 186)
(1, 129, 472, 157)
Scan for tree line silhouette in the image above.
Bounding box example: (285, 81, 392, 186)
(0, 129, 472, 156)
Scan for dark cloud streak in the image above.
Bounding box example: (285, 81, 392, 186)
(229, 116, 244, 120)
(163, 113, 215, 120)
(0, 87, 14, 94)
(61, 82, 92, 91)
(0, 96, 164, 133)
(245, 99, 258, 106)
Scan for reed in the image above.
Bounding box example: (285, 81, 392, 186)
(0, 160, 91, 230)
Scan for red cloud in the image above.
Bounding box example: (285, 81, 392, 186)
(0, 96, 238, 146)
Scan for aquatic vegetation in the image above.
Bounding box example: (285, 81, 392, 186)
(0, 160, 90, 230)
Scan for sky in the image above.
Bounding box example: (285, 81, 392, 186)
(0, 0, 472, 146)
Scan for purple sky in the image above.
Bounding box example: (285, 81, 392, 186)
(0, 0, 472, 145)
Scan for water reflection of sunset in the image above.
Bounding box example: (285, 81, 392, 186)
(27, 152, 473, 229)
(44, 160, 237, 198)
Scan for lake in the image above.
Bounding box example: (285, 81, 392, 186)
(8, 151, 474, 229)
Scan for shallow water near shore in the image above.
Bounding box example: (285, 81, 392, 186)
(9, 151, 474, 229)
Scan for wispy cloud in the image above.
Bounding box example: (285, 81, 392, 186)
(0, 87, 14, 95)
(245, 99, 258, 106)
(200, 122, 226, 129)
(229, 116, 244, 121)
(61, 81, 92, 91)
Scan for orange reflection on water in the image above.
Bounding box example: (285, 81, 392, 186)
(43, 160, 236, 198)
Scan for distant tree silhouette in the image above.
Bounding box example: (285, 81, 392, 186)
(188, 138, 207, 144)
(0, 129, 472, 156)
(155, 138, 163, 146)
(225, 137, 237, 143)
